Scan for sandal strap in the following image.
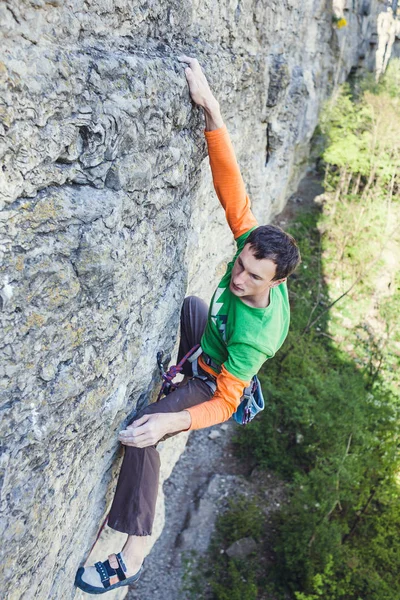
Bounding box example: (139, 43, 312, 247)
(108, 553, 126, 581)
(116, 552, 128, 579)
(95, 561, 112, 589)
(94, 558, 122, 589)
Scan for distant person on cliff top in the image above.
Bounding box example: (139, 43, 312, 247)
(75, 56, 301, 595)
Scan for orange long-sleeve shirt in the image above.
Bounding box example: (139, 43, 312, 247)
(202, 125, 258, 239)
(187, 125, 259, 430)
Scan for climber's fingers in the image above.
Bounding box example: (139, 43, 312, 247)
(178, 55, 200, 70)
(126, 414, 149, 429)
(178, 56, 214, 107)
(119, 434, 154, 448)
(178, 56, 206, 81)
(119, 426, 154, 447)
(119, 413, 170, 447)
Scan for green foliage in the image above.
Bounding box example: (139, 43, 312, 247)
(209, 560, 258, 600)
(214, 496, 264, 545)
(320, 60, 400, 185)
(290, 479, 400, 600)
(319, 86, 373, 176)
(361, 59, 400, 98)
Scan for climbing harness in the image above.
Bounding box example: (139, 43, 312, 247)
(156, 344, 216, 402)
(156, 346, 264, 425)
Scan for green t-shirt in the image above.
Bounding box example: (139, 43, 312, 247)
(201, 229, 290, 381)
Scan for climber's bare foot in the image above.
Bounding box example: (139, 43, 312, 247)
(121, 534, 148, 573)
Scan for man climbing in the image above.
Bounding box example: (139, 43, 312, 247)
(75, 56, 301, 594)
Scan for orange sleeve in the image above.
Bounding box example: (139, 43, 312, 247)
(187, 365, 249, 430)
(205, 125, 258, 239)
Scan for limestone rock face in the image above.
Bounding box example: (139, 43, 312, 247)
(0, 1, 393, 598)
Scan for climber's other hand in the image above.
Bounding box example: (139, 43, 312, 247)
(119, 414, 168, 447)
(118, 411, 190, 448)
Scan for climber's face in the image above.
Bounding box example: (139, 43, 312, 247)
(230, 244, 286, 307)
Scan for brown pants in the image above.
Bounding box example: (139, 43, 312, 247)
(108, 296, 214, 536)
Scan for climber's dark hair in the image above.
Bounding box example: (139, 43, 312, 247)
(245, 225, 301, 280)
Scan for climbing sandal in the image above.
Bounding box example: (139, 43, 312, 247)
(75, 552, 142, 595)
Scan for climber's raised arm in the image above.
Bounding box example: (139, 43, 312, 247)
(178, 56, 258, 239)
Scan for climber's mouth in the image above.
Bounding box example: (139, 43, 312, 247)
(231, 282, 244, 293)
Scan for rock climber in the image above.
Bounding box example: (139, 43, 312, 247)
(75, 55, 301, 594)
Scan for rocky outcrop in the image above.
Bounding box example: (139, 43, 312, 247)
(0, 1, 395, 598)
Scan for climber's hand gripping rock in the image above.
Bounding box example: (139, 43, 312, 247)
(118, 411, 191, 448)
(178, 55, 216, 108)
(178, 55, 224, 131)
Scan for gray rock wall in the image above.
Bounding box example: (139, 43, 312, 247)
(0, 1, 392, 598)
